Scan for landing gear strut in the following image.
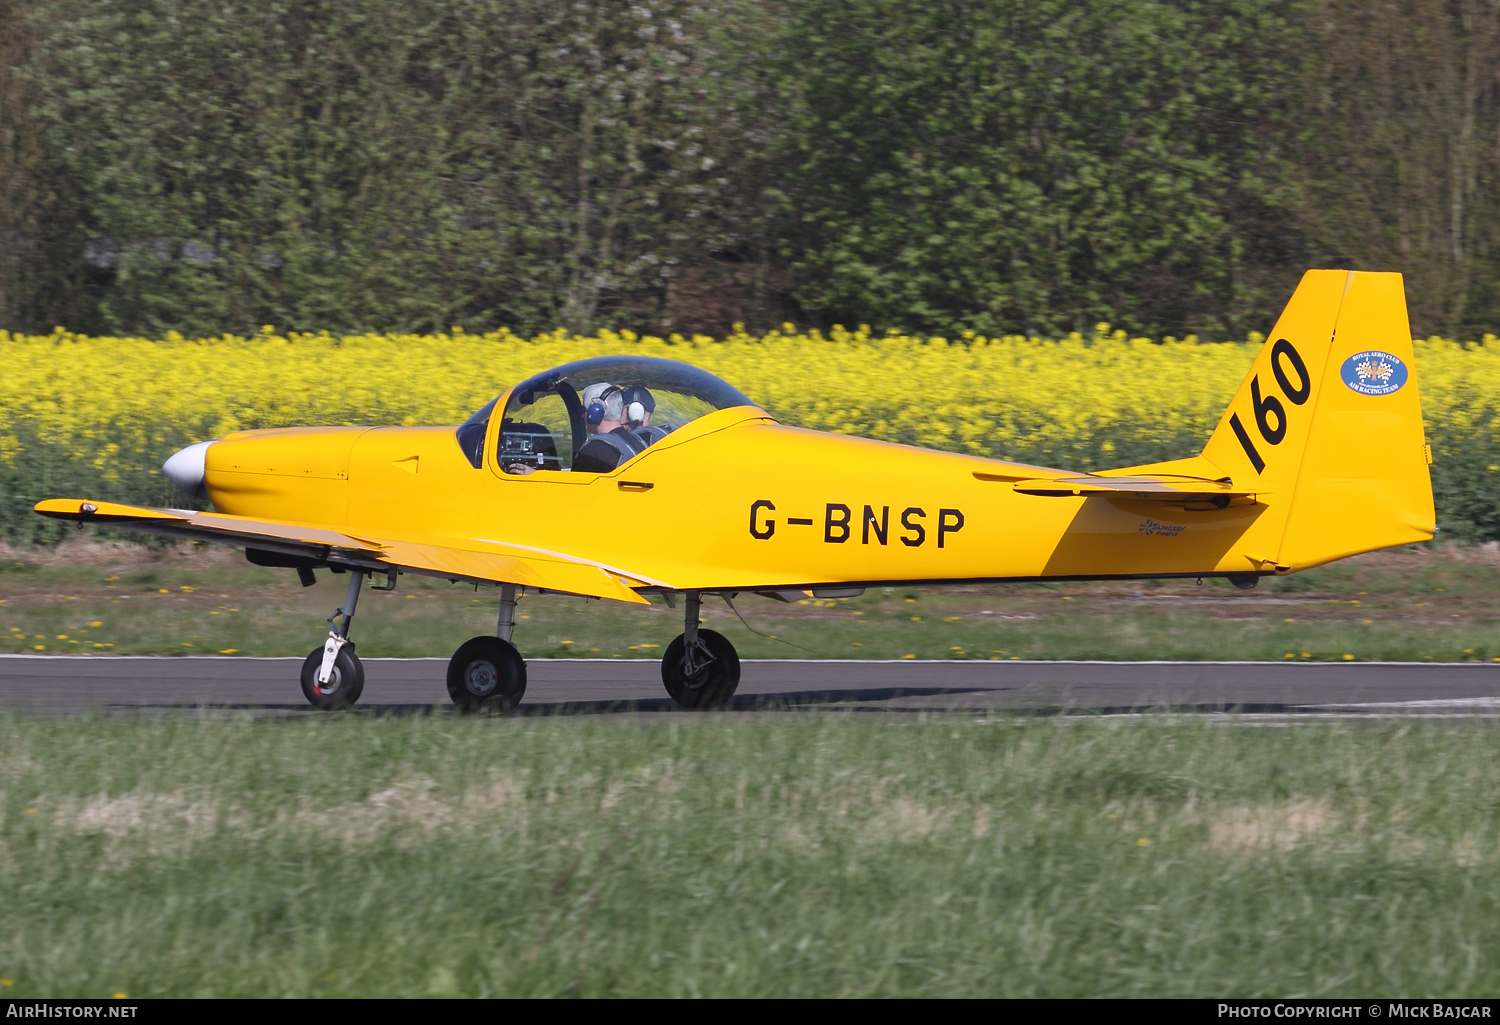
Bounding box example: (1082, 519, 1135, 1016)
(300, 569, 367, 710)
(447, 583, 528, 713)
(661, 591, 740, 709)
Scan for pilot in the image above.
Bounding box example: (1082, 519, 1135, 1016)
(580, 382, 622, 435)
(621, 385, 669, 445)
(573, 382, 648, 473)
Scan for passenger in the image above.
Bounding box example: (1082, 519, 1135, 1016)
(621, 385, 670, 445)
(573, 383, 648, 473)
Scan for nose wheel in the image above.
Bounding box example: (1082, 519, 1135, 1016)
(661, 592, 740, 709)
(301, 643, 365, 709)
(301, 568, 372, 710)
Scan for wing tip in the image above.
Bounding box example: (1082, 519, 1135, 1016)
(33, 498, 190, 522)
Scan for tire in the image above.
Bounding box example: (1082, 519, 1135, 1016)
(661, 628, 740, 709)
(447, 636, 527, 713)
(300, 643, 365, 710)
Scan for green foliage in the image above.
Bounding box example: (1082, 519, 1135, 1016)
(0, 423, 197, 547)
(768, 0, 1300, 338)
(21, 0, 764, 337)
(1287, 0, 1500, 338)
(0, 1, 1496, 339)
(1428, 414, 1500, 542)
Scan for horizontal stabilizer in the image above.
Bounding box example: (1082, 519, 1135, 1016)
(1009, 476, 1264, 503)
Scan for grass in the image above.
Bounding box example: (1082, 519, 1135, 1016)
(3, 712, 1500, 997)
(1, 542, 1498, 662)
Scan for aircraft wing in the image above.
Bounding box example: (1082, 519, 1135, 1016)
(32, 498, 654, 604)
(349, 535, 656, 604)
(1004, 475, 1264, 501)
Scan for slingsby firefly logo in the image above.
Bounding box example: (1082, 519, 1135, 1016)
(1341, 350, 1408, 396)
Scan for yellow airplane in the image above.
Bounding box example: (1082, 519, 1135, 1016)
(36, 269, 1434, 711)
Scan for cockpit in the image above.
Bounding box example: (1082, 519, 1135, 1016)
(454, 356, 756, 474)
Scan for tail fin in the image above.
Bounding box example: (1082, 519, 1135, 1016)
(1200, 269, 1435, 570)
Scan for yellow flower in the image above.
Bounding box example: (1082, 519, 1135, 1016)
(3, 326, 1495, 557)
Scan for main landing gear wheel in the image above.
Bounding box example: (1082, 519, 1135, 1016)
(662, 628, 740, 709)
(300, 644, 365, 710)
(447, 635, 528, 713)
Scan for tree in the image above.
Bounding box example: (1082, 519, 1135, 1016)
(1288, 0, 1500, 338)
(766, 0, 1301, 339)
(26, 0, 766, 336)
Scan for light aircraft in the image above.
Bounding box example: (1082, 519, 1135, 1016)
(36, 270, 1434, 711)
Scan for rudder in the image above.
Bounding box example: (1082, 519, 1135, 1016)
(1277, 271, 1434, 568)
(1200, 269, 1434, 571)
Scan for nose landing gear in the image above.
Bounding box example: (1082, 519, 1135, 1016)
(661, 591, 740, 709)
(300, 569, 368, 710)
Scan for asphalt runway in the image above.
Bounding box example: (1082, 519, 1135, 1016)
(3, 655, 1500, 715)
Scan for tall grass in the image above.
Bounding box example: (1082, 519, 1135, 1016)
(2, 713, 1499, 996)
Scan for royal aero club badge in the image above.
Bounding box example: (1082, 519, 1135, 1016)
(1340, 350, 1408, 396)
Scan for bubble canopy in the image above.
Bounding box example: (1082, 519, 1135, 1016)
(456, 356, 757, 470)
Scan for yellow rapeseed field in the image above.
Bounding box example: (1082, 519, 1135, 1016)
(2, 323, 1498, 492)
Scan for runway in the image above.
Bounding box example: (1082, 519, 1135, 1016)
(3, 655, 1500, 715)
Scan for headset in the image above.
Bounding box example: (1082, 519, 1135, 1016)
(620, 385, 655, 427)
(585, 385, 624, 426)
